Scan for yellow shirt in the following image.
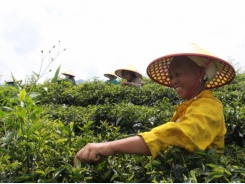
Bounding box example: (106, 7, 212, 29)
(138, 90, 226, 157)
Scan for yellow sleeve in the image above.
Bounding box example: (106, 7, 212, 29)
(138, 96, 226, 158)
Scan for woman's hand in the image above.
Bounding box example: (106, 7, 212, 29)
(121, 81, 128, 85)
(74, 142, 114, 166)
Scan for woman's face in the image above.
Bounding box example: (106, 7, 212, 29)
(122, 71, 133, 81)
(168, 56, 203, 100)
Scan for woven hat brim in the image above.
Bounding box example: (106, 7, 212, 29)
(115, 69, 142, 79)
(147, 53, 236, 89)
(104, 74, 117, 78)
(61, 72, 75, 77)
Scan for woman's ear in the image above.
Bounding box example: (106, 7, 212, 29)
(199, 66, 208, 81)
(203, 74, 208, 81)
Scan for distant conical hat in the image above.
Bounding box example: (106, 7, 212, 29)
(115, 64, 142, 79)
(147, 42, 235, 89)
(5, 79, 14, 83)
(61, 70, 75, 77)
(104, 71, 117, 78)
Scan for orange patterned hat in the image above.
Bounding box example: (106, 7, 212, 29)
(147, 43, 235, 89)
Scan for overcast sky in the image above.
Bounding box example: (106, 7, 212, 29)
(1, 0, 245, 84)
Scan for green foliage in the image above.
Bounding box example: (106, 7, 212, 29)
(36, 78, 179, 107)
(213, 73, 245, 148)
(0, 72, 245, 182)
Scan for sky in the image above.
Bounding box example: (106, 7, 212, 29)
(1, 0, 245, 84)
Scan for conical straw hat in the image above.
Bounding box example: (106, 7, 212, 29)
(5, 79, 14, 83)
(115, 64, 142, 79)
(61, 70, 75, 77)
(104, 71, 117, 78)
(147, 43, 235, 89)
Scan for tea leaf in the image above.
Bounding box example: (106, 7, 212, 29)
(51, 65, 61, 83)
(56, 138, 68, 143)
(19, 89, 26, 101)
(53, 167, 65, 180)
(206, 172, 224, 182)
(45, 167, 56, 176)
(27, 122, 44, 137)
(35, 169, 45, 175)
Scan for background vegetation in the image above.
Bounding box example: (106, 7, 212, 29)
(0, 70, 245, 182)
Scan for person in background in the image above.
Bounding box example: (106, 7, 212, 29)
(5, 79, 14, 86)
(104, 71, 120, 84)
(74, 43, 235, 165)
(61, 70, 77, 85)
(115, 64, 143, 87)
(5, 79, 22, 87)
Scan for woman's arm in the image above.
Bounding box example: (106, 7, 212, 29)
(74, 135, 151, 166)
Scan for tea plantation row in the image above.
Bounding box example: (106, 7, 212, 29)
(0, 75, 245, 182)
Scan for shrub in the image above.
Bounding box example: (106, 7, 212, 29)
(0, 73, 245, 182)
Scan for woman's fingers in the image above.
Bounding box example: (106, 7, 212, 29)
(87, 151, 101, 162)
(74, 144, 102, 167)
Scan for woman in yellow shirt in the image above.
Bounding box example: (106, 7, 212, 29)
(74, 43, 236, 164)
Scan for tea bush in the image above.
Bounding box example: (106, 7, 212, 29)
(0, 75, 245, 182)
